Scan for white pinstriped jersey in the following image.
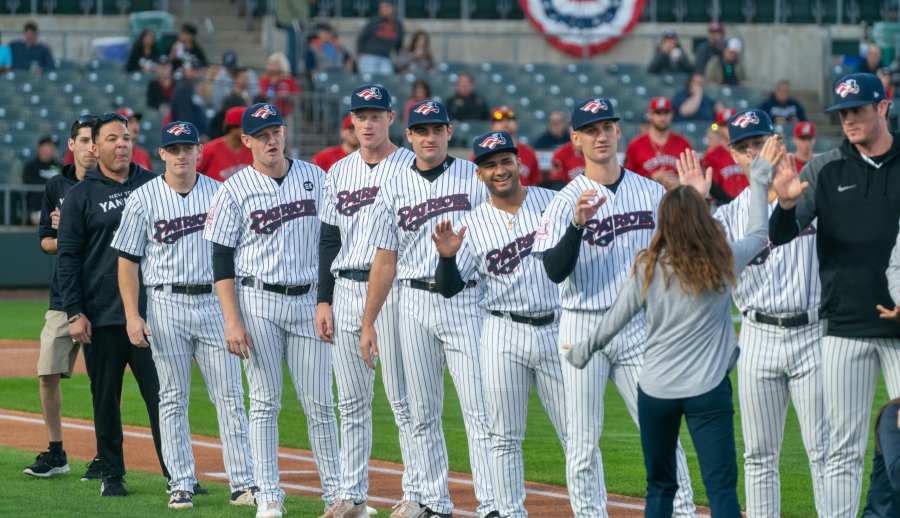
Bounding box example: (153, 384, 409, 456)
(111, 174, 220, 286)
(456, 187, 559, 315)
(714, 189, 821, 314)
(368, 157, 489, 281)
(203, 159, 324, 285)
(320, 147, 415, 273)
(532, 170, 664, 311)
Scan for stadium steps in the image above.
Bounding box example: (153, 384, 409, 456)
(173, 0, 270, 70)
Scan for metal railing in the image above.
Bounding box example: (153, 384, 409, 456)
(0, 185, 43, 227)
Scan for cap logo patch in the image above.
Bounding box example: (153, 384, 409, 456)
(251, 104, 277, 119)
(478, 132, 507, 150)
(580, 99, 608, 114)
(731, 112, 759, 128)
(836, 79, 861, 98)
(413, 101, 440, 115)
(356, 87, 383, 101)
(167, 123, 191, 136)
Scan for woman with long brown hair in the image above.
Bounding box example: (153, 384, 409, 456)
(565, 135, 796, 517)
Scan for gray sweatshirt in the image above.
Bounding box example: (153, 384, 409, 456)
(566, 157, 772, 399)
(890, 219, 900, 306)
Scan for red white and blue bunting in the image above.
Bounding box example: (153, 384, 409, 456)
(520, 0, 646, 57)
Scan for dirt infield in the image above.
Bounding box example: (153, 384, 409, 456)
(0, 339, 86, 378)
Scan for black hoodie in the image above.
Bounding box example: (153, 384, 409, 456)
(770, 134, 900, 338)
(38, 164, 80, 311)
(57, 164, 156, 326)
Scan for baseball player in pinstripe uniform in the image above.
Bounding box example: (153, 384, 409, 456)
(112, 121, 256, 510)
(432, 131, 567, 518)
(359, 99, 498, 518)
(315, 84, 420, 518)
(712, 109, 828, 517)
(203, 103, 340, 518)
(532, 98, 696, 518)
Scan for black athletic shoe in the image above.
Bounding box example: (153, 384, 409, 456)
(100, 476, 128, 497)
(23, 450, 70, 478)
(423, 508, 452, 518)
(483, 512, 501, 518)
(80, 457, 106, 481)
(192, 482, 209, 495)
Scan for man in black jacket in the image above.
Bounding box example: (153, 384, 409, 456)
(770, 72, 900, 518)
(56, 112, 166, 497)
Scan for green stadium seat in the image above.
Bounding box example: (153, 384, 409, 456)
(129, 11, 175, 39)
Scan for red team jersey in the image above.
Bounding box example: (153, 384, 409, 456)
(312, 145, 349, 173)
(468, 141, 541, 185)
(702, 144, 748, 199)
(197, 137, 254, 182)
(548, 142, 585, 184)
(624, 132, 691, 178)
(793, 155, 807, 173)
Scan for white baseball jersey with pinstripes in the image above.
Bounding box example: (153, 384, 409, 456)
(456, 186, 559, 315)
(203, 160, 323, 284)
(368, 157, 489, 279)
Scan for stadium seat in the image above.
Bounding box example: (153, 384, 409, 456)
(129, 11, 175, 38)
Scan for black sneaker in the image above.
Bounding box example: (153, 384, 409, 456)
(23, 450, 70, 478)
(192, 482, 209, 495)
(81, 457, 106, 481)
(100, 476, 128, 497)
(168, 490, 194, 510)
(484, 512, 501, 518)
(424, 508, 452, 518)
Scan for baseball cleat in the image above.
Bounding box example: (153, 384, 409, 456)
(230, 486, 257, 506)
(168, 490, 194, 509)
(256, 501, 285, 518)
(390, 501, 425, 518)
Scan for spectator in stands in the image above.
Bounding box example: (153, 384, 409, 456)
(168, 23, 208, 70)
(171, 62, 208, 137)
(758, 79, 808, 124)
(10, 21, 55, 72)
(23, 135, 61, 224)
(397, 30, 434, 75)
(0, 34, 12, 72)
(312, 114, 359, 172)
(146, 61, 175, 112)
(356, 0, 404, 75)
(857, 43, 883, 75)
(212, 50, 259, 110)
(673, 73, 722, 122)
(546, 138, 583, 189)
(705, 37, 746, 86)
(259, 52, 301, 122)
(647, 30, 693, 75)
(625, 96, 692, 190)
(447, 72, 490, 121)
(207, 69, 252, 140)
(485, 105, 542, 185)
(116, 108, 152, 171)
(402, 79, 432, 125)
(305, 24, 354, 74)
(701, 108, 744, 204)
(693, 22, 726, 74)
(533, 111, 569, 150)
(125, 29, 163, 74)
(791, 121, 816, 172)
(198, 106, 253, 181)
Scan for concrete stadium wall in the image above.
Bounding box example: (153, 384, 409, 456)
(0, 230, 53, 289)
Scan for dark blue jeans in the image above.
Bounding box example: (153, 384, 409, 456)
(637, 376, 740, 518)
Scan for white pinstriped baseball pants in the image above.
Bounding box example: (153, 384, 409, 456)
(398, 285, 496, 517)
(237, 285, 341, 506)
(147, 290, 254, 493)
(559, 309, 696, 518)
(331, 278, 419, 503)
(737, 318, 828, 518)
(818, 334, 900, 518)
(481, 313, 567, 518)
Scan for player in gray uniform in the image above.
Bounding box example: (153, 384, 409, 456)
(432, 131, 566, 518)
(359, 99, 498, 518)
(532, 98, 696, 518)
(711, 110, 828, 517)
(316, 84, 419, 518)
(203, 103, 340, 518)
(112, 121, 256, 510)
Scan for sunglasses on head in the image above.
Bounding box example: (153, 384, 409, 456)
(99, 112, 129, 124)
(76, 114, 99, 125)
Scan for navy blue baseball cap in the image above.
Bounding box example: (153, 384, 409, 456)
(350, 83, 392, 112)
(407, 99, 450, 128)
(727, 109, 774, 145)
(826, 73, 885, 113)
(242, 102, 284, 136)
(571, 97, 619, 131)
(160, 121, 199, 147)
(472, 131, 517, 164)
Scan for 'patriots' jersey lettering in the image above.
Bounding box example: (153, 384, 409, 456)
(250, 200, 317, 234)
(153, 213, 208, 244)
(583, 211, 655, 247)
(486, 231, 536, 276)
(398, 194, 472, 232)
(336, 186, 380, 216)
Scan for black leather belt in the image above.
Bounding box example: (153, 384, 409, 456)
(745, 310, 810, 328)
(489, 310, 555, 327)
(154, 284, 212, 295)
(404, 279, 477, 293)
(241, 277, 311, 296)
(338, 270, 370, 282)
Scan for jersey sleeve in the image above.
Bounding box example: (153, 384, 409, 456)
(368, 184, 399, 251)
(203, 186, 244, 247)
(110, 193, 149, 257)
(454, 214, 478, 281)
(712, 199, 738, 243)
(532, 192, 572, 254)
(319, 171, 340, 226)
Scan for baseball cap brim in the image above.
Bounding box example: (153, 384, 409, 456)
(474, 148, 518, 165)
(825, 98, 879, 113)
(407, 118, 449, 129)
(162, 138, 199, 147)
(573, 115, 620, 131)
(729, 129, 773, 145)
(244, 120, 283, 136)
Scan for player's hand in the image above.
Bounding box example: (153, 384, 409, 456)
(431, 221, 467, 258)
(225, 319, 252, 359)
(676, 150, 712, 198)
(574, 189, 607, 226)
(651, 169, 680, 191)
(315, 302, 334, 343)
(68, 314, 92, 345)
(772, 152, 809, 210)
(126, 315, 151, 347)
(359, 324, 379, 370)
(876, 304, 900, 322)
(50, 208, 60, 230)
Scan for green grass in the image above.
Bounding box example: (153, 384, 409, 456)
(0, 299, 47, 339)
(0, 299, 886, 517)
(0, 446, 326, 517)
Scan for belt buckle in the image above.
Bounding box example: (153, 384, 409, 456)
(776, 315, 785, 327)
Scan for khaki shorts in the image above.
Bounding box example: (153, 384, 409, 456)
(37, 310, 80, 378)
